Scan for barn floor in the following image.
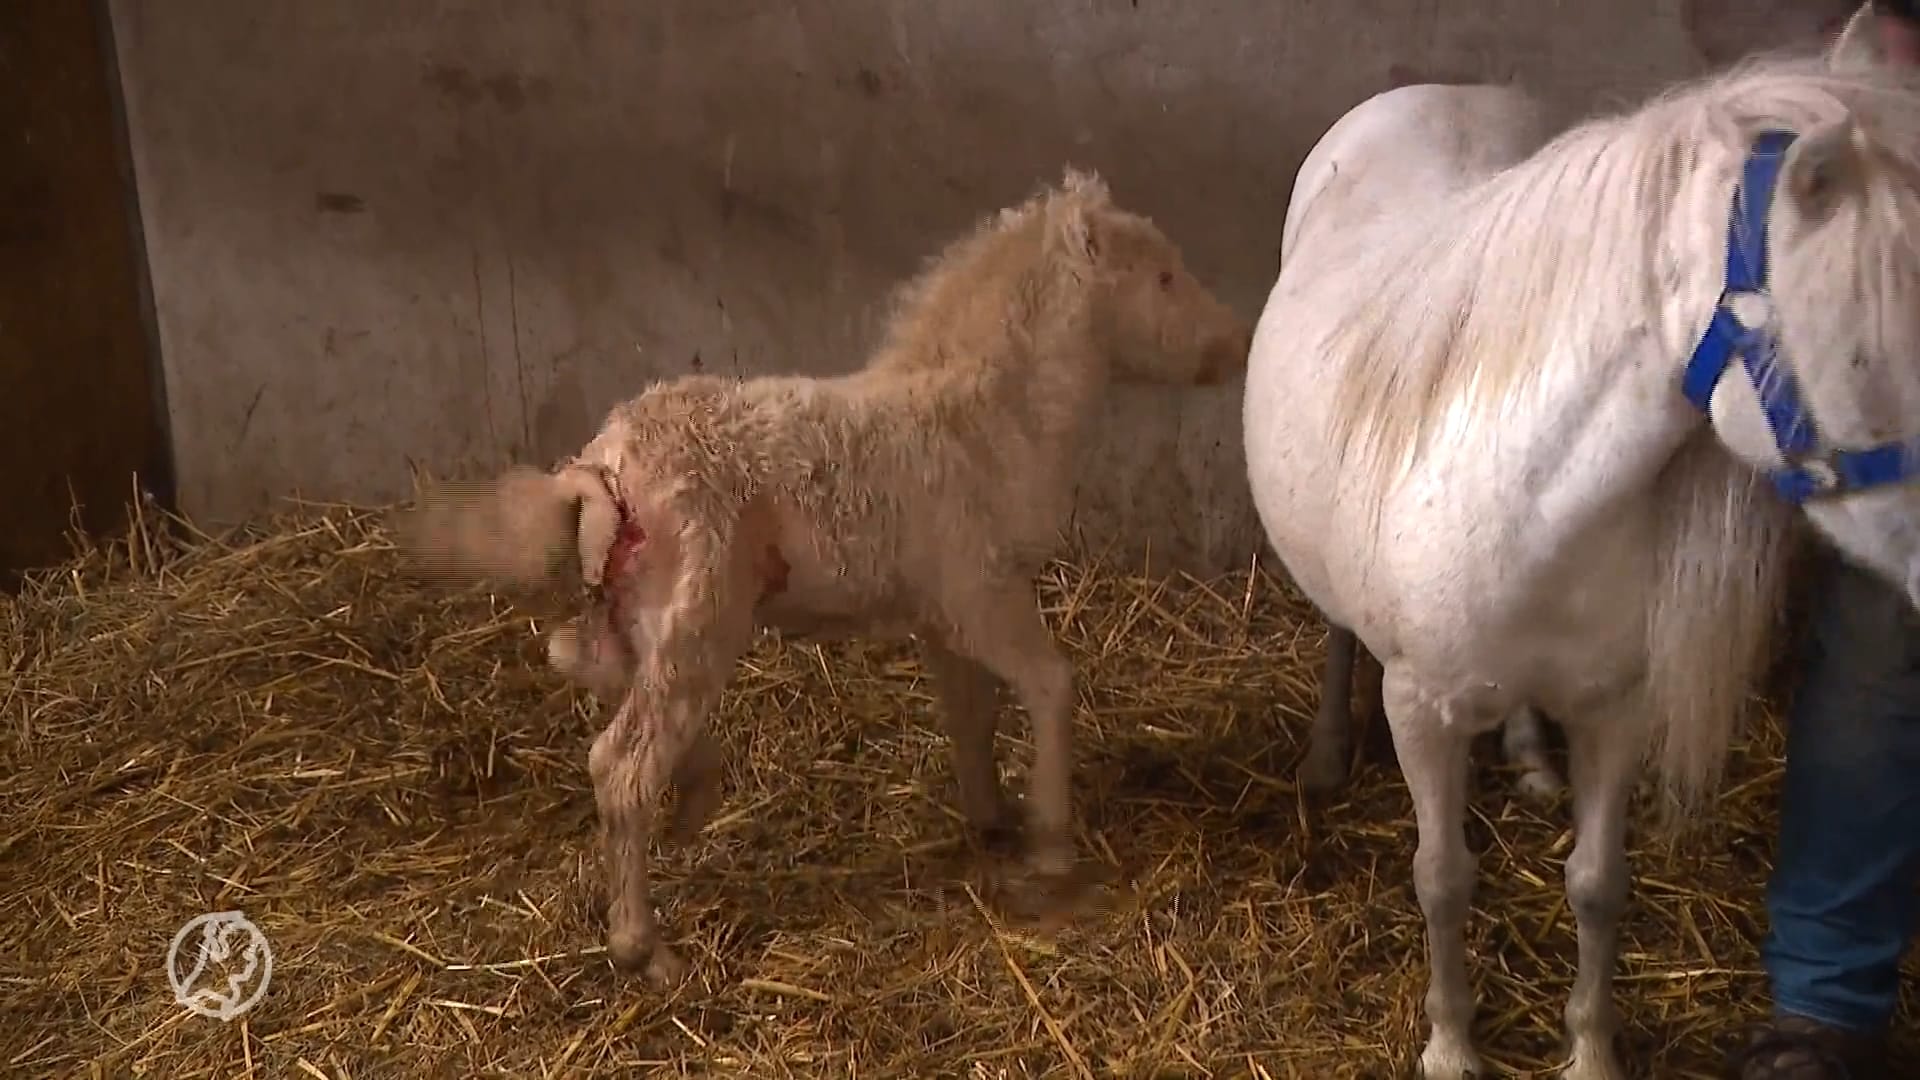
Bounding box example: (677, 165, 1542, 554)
(3, 502, 1914, 1079)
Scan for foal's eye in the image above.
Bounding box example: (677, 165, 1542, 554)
(1157, 270, 1175, 289)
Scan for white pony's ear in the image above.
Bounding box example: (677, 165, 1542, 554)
(1784, 119, 1864, 224)
(1827, 3, 1882, 71)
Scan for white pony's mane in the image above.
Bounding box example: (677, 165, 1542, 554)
(1321, 53, 1920, 810)
(1328, 54, 1920, 487)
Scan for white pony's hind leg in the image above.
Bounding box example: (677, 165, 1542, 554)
(1303, 625, 1360, 792)
(1382, 667, 1485, 1079)
(1501, 707, 1564, 803)
(1557, 709, 1637, 1080)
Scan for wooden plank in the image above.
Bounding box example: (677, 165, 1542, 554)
(0, 0, 172, 587)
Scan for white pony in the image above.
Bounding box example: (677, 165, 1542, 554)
(1243, 8, 1920, 1078)
(1280, 82, 1573, 807)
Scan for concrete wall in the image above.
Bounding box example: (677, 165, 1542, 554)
(104, 0, 1852, 573)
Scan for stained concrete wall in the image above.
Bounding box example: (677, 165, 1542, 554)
(104, 0, 1852, 574)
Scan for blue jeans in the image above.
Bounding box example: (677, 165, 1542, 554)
(1762, 555, 1920, 1034)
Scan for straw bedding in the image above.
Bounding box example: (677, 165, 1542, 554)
(3, 499, 1914, 1078)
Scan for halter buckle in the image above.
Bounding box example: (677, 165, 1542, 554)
(1724, 290, 1773, 332)
(1796, 457, 1840, 495)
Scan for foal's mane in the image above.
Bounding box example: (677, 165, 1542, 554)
(1317, 54, 1920, 809)
(862, 171, 1112, 377)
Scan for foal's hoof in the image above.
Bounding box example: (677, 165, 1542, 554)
(973, 821, 1024, 857)
(1024, 839, 1076, 884)
(607, 932, 689, 989)
(966, 804, 1025, 856)
(1001, 869, 1096, 932)
(996, 836, 1092, 928)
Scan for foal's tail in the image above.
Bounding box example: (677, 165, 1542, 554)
(393, 464, 617, 594)
(1642, 437, 1798, 821)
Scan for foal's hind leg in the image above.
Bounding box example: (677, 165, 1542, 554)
(593, 538, 756, 985)
(1501, 707, 1565, 804)
(595, 675, 743, 984)
(1556, 708, 1637, 1080)
(590, 689, 700, 986)
(1303, 624, 1359, 793)
(921, 637, 1021, 847)
(1383, 667, 1486, 1079)
(940, 579, 1077, 883)
(666, 729, 726, 849)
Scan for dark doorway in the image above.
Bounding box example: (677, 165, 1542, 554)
(0, 0, 172, 587)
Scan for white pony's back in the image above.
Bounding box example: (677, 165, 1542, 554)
(1280, 84, 1561, 265)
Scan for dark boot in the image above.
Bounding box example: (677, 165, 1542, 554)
(1722, 1014, 1885, 1080)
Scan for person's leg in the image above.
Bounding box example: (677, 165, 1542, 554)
(1728, 555, 1920, 1078)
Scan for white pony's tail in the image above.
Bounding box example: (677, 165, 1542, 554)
(394, 465, 609, 593)
(1642, 435, 1798, 822)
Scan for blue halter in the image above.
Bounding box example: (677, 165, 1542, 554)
(1679, 129, 1918, 504)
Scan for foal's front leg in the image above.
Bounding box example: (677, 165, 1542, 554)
(941, 580, 1077, 883)
(920, 637, 1021, 846)
(1382, 667, 1484, 1079)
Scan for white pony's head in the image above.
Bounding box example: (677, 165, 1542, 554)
(1695, 9, 1920, 608)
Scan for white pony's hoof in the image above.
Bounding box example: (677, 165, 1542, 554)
(1419, 1035, 1486, 1079)
(1559, 1040, 1627, 1080)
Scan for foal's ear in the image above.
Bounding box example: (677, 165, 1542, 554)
(1059, 166, 1110, 203)
(1826, 3, 1882, 72)
(1050, 200, 1104, 265)
(1051, 167, 1111, 264)
(1783, 120, 1863, 223)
